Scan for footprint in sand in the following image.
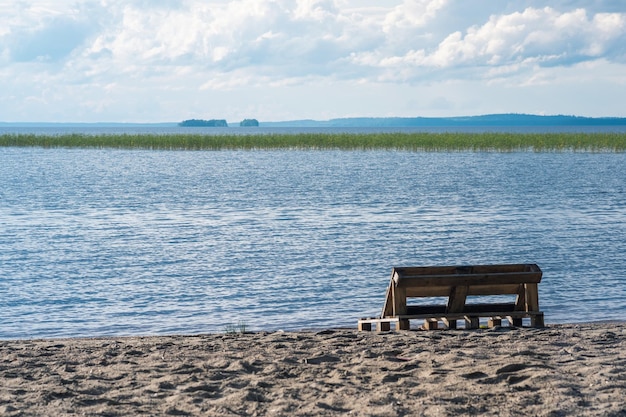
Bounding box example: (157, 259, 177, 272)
(303, 354, 341, 365)
(496, 363, 530, 374)
(460, 371, 488, 380)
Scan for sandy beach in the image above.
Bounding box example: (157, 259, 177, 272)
(1, 323, 624, 416)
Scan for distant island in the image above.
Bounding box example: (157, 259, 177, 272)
(179, 119, 228, 127)
(240, 119, 259, 127)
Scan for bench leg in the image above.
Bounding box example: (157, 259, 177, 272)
(378, 321, 391, 332)
(358, 321, 372, 331)
(443, 318, 458, 329)
(488, 318, 502, 328)
(465, 317, 479, 329)
(531, 313, 545, 328)
(398, 319, 410, 330)
(424, 319, 439, 330)
(510, 317, 523, 327)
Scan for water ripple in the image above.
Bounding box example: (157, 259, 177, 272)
(1, 149, 625, 338)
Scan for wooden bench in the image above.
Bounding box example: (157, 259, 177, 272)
(358, 264, 544, 331)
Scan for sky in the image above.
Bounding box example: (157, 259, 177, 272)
(1, 0, 625, 123)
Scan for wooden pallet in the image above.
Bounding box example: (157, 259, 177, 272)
(357, 317, 402, 332)
(358, 264, 545, 331)
(358, 311, 544, 331)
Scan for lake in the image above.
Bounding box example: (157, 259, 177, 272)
(1, 147, 625, 339)
(2, 124, 626, 136)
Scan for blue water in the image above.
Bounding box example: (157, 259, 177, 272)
(1, 147, 625, 339)
(2, 124, 626, 136)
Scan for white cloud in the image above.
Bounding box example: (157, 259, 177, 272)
(383, 0, 447, 31)
(0, 0, 625, 121)
(352, 6, 626, 84)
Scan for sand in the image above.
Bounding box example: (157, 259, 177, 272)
(1, 323, 625, 416)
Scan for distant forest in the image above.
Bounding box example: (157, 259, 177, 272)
(179, 119, 228, 127)
(261, 114, 626, 127)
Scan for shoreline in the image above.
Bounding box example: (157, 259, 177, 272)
(2, 319, 626, 343)
(3, 318, 625, 343)
(1, 323, 624, 416)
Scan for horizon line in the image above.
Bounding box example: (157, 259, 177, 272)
(3, 113, 626, 126)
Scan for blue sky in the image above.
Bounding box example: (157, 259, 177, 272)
(1, 0, 625, 122)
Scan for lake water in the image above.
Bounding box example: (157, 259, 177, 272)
(1, 147, 625, 339)
(2, 124, 626, 136)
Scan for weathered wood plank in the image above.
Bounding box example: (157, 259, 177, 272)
(397, 310, 543, 320)
(465, 316, 480, 329)
(395, 272, 542, 287)
(358, 322, 372, 331)
(531, 312, 545, 328)
(357, 317, 407, 332)
(447, 285, 469, 313)
(381, 279, 394, 318)
(393, 263, 541, 277)
(407, 303, 517, 315)
(515, 283, 526, 310)
(525, 283, 540, 312)
(442, 318, 458, 329)
(488, 318, 502, 328)
(424, 319, 439, 330)
(398, 319, 410, 330)
(405, 284, 522, 297)
(393, 286, 407, 316)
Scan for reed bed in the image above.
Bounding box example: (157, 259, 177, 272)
(1, 132, 625, 152)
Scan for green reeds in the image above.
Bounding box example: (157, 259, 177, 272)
(222, 321, 248, 334)
(1, 132, 625, 151)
